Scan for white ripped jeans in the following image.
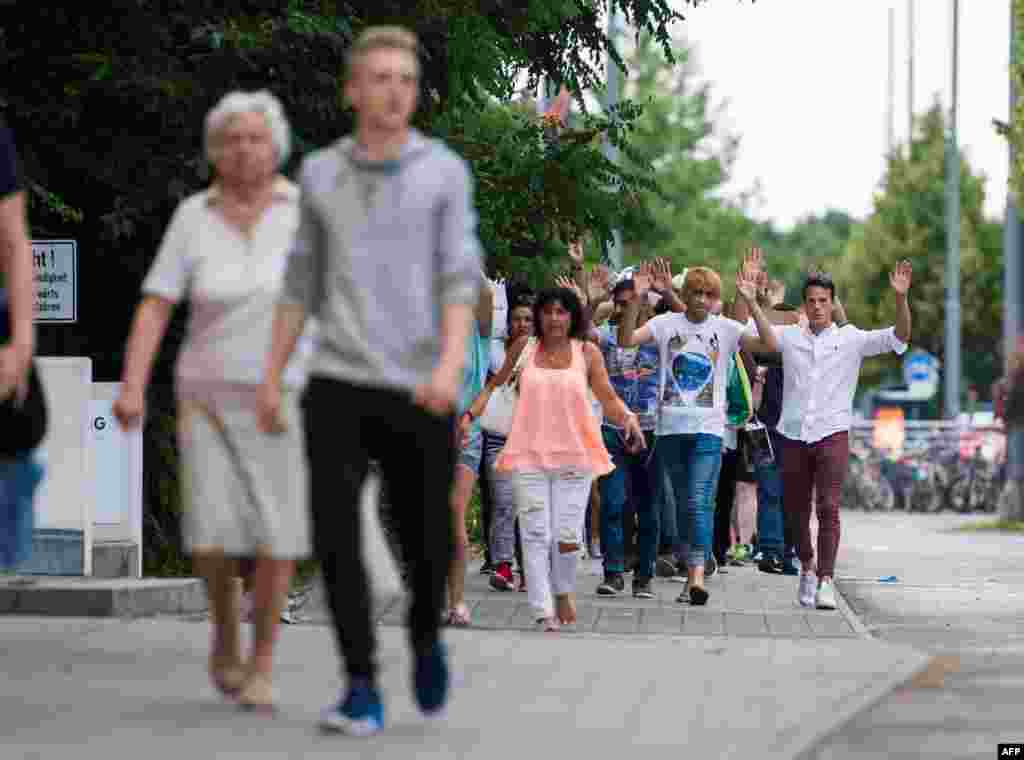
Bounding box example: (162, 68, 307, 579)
(513, 467, 595, 620)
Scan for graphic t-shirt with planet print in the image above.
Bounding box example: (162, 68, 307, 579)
(645, 312, 748, 438)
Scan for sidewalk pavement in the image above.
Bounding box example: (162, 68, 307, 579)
(299, 556, 864, 638)
(0, 556, 930, 760)
(795, 512, 1024, 759)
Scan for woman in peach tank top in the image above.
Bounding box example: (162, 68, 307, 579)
(461, 288, 645, 631)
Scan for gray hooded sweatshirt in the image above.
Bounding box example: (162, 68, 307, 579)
(282, 130, 482, 393)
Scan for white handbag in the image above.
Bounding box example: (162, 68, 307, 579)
(479, 337, 535, 436)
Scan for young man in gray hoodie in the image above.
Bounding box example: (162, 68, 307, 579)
(258, 27, 481, 736)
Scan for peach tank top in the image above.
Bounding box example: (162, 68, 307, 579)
(495, 339, 613, 475)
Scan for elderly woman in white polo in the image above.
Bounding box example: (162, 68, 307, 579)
(113, 91, 312, 713)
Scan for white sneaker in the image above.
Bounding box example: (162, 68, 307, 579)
(815, 578, 837, 610)
(798, 573, 817, 608)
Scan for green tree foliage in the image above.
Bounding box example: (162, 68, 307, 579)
(760, 209, 856, 304)
(2, 1, 714, 573)
(616, 33, 755, 280)
(837, 103, 1004, 395)
(1, 1, 703, 376)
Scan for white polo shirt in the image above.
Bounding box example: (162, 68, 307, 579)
(776, 322, 908, 444)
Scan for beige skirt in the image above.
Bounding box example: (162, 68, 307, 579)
(177, 386, 311, 559)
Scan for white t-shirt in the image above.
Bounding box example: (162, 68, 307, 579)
(645, 313, 748, 438)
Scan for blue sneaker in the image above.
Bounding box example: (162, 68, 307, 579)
(414, 642, 449, 716)
(320, 680, 384, 737)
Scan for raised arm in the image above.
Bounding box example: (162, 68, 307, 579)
(587, 264, 612, 312)
(617, 262, 658, 348)
(729, 247, 764, 324)
(568, 240, 588, 302)
(735, 268, 779, 355)
(890, 260, 912, 344)
(650, 258, 685, 314)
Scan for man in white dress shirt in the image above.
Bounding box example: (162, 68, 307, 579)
(775, 262, 913, 611)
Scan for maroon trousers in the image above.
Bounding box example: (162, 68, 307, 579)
(780, 432, 849, 579)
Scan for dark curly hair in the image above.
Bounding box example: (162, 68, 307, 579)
(533, 287, 588, 341)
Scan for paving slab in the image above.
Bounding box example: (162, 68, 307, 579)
(0, 616, 928, 760)
(299, 558, 864, 639)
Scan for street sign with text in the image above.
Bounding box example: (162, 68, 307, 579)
(32, 239, 78, 323)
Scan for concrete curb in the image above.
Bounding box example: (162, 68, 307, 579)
(833, 578, 872, 638)
(778, 643, 931, 760)
(0, 578, 207, 617)
(778, 578, 931, 760)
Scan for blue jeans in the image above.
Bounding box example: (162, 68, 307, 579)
(0, 456, 44, 571)
(755, 457, 785, 561)
(657, 433, 723, 569)
(598, 427, 658, 579)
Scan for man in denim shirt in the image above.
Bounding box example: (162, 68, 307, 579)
(592, 263, 681, 598)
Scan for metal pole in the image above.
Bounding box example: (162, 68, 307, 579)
(604, 5, 623, 269)
(1005, 1, 1024, 482)
(944, 0, 961, 419)
(888, 7, 896, 154)
(908, 0, 916, 143)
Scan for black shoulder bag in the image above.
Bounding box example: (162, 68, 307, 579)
(0, 289, 48, 458)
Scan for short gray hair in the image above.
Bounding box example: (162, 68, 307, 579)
(204, 90, 291, 167)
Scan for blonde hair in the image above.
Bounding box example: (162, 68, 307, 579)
(345, 26, 420, 79)
(682, 267, 722, 300)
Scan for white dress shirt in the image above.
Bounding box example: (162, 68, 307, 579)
(777, 322, 907, 444)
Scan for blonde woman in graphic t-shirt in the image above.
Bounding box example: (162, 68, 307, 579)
(617, 264, 777, 606)
(114, 91, 312, 712)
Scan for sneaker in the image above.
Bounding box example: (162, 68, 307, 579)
(655, 556, 678, 578)
(667, 561, 687, 583)
(758, 557, 783, 575)
(704, 555, 718, 579)
(489, 562, 515, 591)
(414, 642, 449, 716)
(815, 578, 837, 610)
(752, 551, 764, 563)
(596, 573, 625, 596)
(320, 680, 384, 737)
(632, 577, 655, 599)
(478, 561, 495, 576)
(798, 573, 817, 608)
